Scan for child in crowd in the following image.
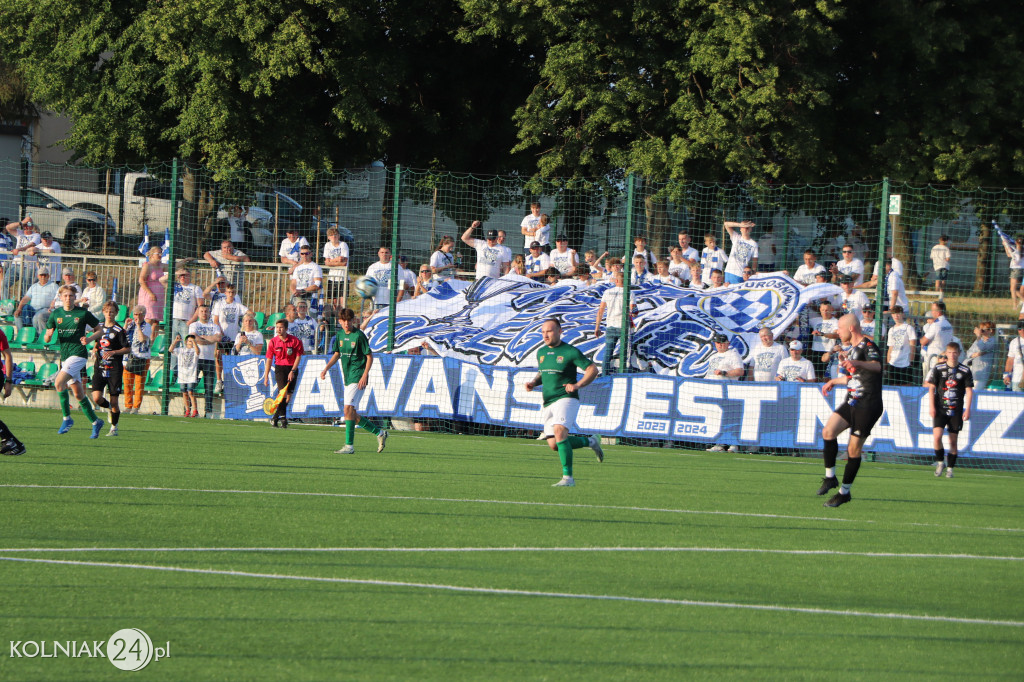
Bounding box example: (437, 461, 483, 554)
(170, 334, 200, 417)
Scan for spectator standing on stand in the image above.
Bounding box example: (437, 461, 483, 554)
(322, 227, 349, 319)
(930, 235, 951, 300)
(461, 221, 505, 279)
(723, 220, 758, 284)
(885, 306, 917, 386)
(188, 302, 222, 418)
(122, 305, 152, 415)
(1002, 234, 1024, 308)
(430, 236, 458, 283)
(966, 321, 996, 390)
(520, 202, 543, 254)
(700, 234, 727, 286)
(279, 225, 309, 266)
(204, 240, 250, 295)
(137, 246, 165, 330)
(1004, 319, 1024, 392)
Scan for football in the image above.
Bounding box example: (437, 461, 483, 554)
(354, 275, 379, 299)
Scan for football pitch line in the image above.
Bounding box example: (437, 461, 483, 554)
(1, 555, 1021, 628)
(0, 546, 1020, 561)
(3, 483, 1024, 534)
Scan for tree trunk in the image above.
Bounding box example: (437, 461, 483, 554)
(644, 194, 670, 262)
(890, 214, 916, 289)
(974, 219, 991, 295)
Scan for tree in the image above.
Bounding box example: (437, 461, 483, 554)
(0, 0, 536, 173)
(459, 0, 1024, 186)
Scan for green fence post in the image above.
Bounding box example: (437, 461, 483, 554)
(619, 174, 635, 374)
(873, 178, 890, 348)
(160, 158, 179, 416)
(387, 165, 401, 353)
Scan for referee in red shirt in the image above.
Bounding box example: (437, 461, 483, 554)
(262, 318, 304, 428)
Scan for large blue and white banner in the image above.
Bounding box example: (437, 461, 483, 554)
(224, 354, 1024, 459)
(361, 273, 838, 376)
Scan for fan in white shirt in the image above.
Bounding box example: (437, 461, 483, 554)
(549, 235, 578, 276)
(524, 241, 551, 279)
(700, 235, 727, 285)
(651, 261, 681, 287)
(832, 245, 865, 284)
(793, 250, 826, 286)
(776, 341, 816, 382)
(461, 221, 506, 279)
(837, 276, 869, 320)
(746, 328, 787, 382)
(723, 220, 758, 283)
(705, 334, 744, 380)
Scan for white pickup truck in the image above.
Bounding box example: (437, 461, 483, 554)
(42, 172, 276, 255)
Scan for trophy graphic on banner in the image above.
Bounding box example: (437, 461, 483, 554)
(232, 357, 267, 413)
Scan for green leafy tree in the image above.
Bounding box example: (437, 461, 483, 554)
(459, 0, 1024, 187)
(0, 0, 536, 173)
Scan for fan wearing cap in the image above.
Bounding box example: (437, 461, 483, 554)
(36, 231, 62, 279)
(549, 234, 578, 277)
(776, 340, 816, 382)
(838, 275, 869, 321)
(705, 333, 743, 452)
(50, 268, 82, 314)
(461, 220, 505, 280)
(278, 225, 310, 266)
(705, 334, 744, 382)
(524, 241, 550, 279)
(1004, 319, 1024, 392)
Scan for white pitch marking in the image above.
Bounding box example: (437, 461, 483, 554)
(0, 555, 1020, 628)
(3, 484, 1023, 534)
(0, 484, 853, 523)
(0, 546, 1020, 561)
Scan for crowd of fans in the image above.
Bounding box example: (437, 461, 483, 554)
(0, 208, 1022, 419)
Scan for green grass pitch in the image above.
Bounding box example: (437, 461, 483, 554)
(0, 406, 1022, 680)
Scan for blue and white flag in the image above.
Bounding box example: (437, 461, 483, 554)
(138, 224, 150, 255)
(111, 277, 119, 303)
(994, 220, 1013, 249)
(161, 229, 170, 264)
(361, 273, 839, 376)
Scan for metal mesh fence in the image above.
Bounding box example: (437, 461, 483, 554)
(1, 158, 1021, 469)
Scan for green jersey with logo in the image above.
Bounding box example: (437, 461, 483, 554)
(46, 307, 100, 362)
(331, 327, 371, 385)
(536, 341, 592, 407)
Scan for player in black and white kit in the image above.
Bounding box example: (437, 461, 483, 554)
(86, 300, 130, 436)
(817, 313, 883, 507)
(925, 342, 973, 479)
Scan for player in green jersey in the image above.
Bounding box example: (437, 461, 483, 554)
(320, 307, 387, 454)
(44, 285, 104, 438)
(524, 318, 604, 487)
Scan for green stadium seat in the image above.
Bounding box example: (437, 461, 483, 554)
(14, 327, 36, 348)
(1, 325, 15, 344)
(17, 361, 35, 376)
(264, 312, 285, 331)
(86, 364, 95, 380)
(150, 333, 167, 356)
(253, 312, 266, 329)
(0, 299, 16, 325)
(115, 305, 129, 324)
(23, 362, 58, 387)
(145, 367, 163, 390)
